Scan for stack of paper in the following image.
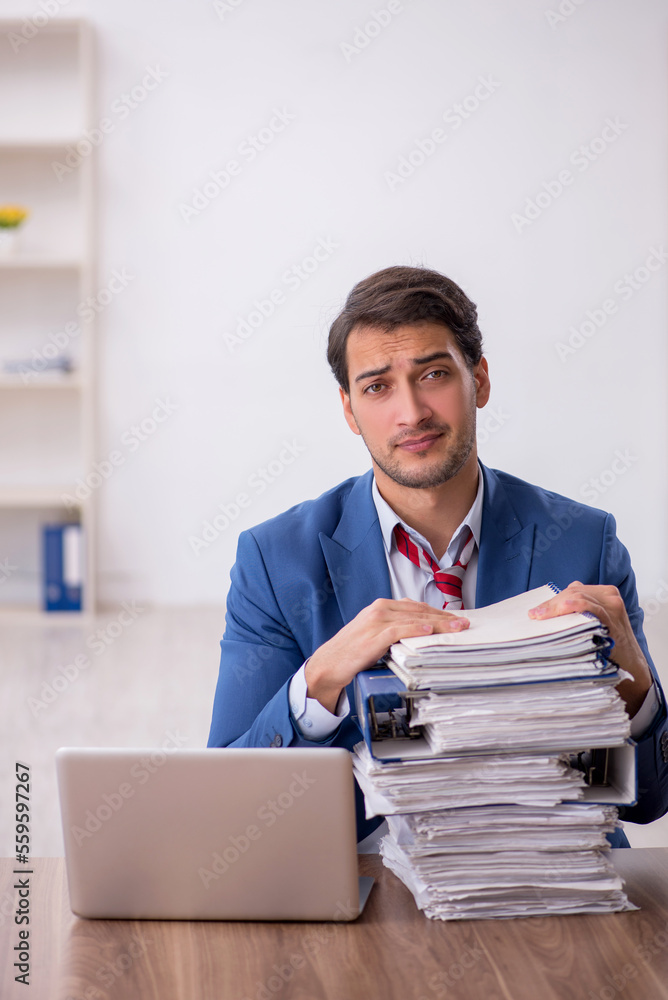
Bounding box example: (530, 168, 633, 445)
(388, 586, 616, 691)
(387, 804, 620, 852)
(410, 675, 630, 754)
(353, 741, 587, 814)
(353, 584, 635, 920)
(380, 841, 630, 920)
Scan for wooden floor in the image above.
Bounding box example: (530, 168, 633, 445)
(2, 605, 222, 858)
(2, 603, 667, 856)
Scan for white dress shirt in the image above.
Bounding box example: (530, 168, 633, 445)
(289, 468, 659, 740)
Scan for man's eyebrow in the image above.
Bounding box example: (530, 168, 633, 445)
(354, 364, 391, 384)
(353, 352, 455, 384)
(412, 351, 455, 365)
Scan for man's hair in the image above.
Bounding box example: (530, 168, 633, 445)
(327, 265, 484, 393)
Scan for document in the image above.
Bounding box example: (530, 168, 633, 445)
(354, 585, 635, 920)
(352, 742, 587, 817)
(380, 839, 634, 920)
(388, 584, 614, 690)
(410, 675, 631, 754)
(386, 804, 620, 852)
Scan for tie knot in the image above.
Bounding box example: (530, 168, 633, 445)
(393, 524, 474, 611)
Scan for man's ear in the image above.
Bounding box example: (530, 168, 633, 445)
(474, 356, 491, 409)
(340, 387, 361, 436)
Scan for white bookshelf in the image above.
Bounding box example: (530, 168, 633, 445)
(0, 19, 95, 617)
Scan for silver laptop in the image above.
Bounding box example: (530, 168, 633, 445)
(56, 746, 373, 921)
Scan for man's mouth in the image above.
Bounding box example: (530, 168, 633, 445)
(396, 432, 442, 453)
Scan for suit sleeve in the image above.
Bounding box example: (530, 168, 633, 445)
(601, 514, 668, 824)
(207, 529, 341, 750)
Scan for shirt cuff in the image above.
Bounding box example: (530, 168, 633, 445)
(289, 662, 350, 741)
(629, 680, 661, 739)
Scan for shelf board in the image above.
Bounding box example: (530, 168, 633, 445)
(0, 16, 86, 31)
(0, 487, 84, 509)
(0, 257, 82, 270)
(0, 605, 92, 626)
(0, 374, 83, 390)
(0, 138, 84, 150)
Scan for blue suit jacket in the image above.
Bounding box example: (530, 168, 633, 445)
(208, 465, 668, 844)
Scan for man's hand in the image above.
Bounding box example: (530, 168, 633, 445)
(528, 581, 653, 717)
(305, 598, 469, 713)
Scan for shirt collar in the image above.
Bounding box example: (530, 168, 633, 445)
(372, 463, 485, 565)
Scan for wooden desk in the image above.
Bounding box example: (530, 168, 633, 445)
(2, 851, 668, 1000)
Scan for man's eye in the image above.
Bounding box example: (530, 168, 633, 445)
(364, 383, 385, 394)
(425, 369, 447, 380)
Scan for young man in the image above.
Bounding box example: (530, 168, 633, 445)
(208, 266, 668, 846)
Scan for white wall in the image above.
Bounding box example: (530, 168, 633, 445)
(5, 0, 667, 607)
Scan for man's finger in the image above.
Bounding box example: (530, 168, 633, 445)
(389, 616, 470, 642)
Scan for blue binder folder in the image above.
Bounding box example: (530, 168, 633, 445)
(43, 523, 83, 612)
(353, 668, 637, 805)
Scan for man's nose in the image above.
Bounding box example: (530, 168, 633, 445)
(395, 384, 432, 426)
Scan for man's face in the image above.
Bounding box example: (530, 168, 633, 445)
(340, 321, 490, 490)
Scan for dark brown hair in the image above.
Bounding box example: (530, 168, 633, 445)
(327, 265, 483, 393)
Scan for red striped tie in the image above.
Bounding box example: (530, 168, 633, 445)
(393, 524, 475, 611)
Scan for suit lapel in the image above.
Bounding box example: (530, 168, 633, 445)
(320, 465, 537, 619)
(475, 464, 534, 608)
(319, 471, 392, 625)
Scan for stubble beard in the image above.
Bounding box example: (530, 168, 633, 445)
(364, 417, 477, 489)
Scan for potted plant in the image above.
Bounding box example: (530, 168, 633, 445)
(0, 204, 29, 256)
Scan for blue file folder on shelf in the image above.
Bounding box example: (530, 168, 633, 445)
(353, 667, 637, 806)
(43, 523, 83, 612)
